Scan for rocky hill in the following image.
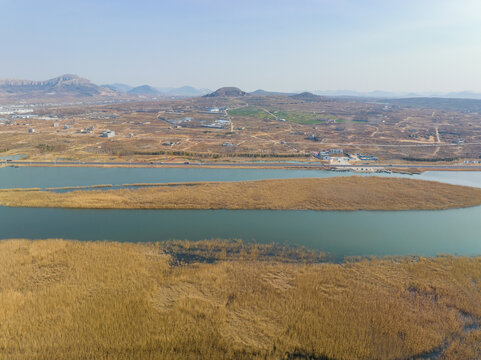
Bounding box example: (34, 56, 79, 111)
(127, 85, 160, 96)
(204, 87, 248, 97)
(250, 89, 292, 96)
(289, 92, 324, 102)
(102, 84, 211, 97)
(0, 74, 116, 97)
(101, 83, 133, 93)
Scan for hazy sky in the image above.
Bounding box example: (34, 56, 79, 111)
(1, 0, 481, 92)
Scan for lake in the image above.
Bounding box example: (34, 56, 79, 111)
(1, 166, 481, 188)
(1, 207, 481, 259)
(1, 167, 480, 259)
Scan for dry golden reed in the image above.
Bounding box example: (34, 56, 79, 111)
(1, 176, 481, 210)
(0, 239, 480, 359)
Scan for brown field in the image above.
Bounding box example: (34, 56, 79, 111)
(1, 95, 481, 165)
(0, 239, 480, 359)
(1, 176, 481, 210)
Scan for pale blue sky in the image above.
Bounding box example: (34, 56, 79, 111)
(1, 0, 480, 92)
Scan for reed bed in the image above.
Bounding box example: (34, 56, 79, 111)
(1, 176, 481, 210)
(0, 239, 480, 359)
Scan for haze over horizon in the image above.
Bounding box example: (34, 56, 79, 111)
(1, 0, 481, 93)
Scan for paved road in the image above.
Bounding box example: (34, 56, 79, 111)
(3, 160, 481, 170)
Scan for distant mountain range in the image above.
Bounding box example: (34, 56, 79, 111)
(101, 83, 211, 97)
(0, 74, 212, 103)
(381, 97, 481, 112)
(101, 83, 133, 93)
(2, 74, 481, 104)
(250, 88, 481, 100)
(159, 86, 212, 97)
(250, 89, 295, 96)
(311, 89, 481, 100)
(0, 74, 116, 99)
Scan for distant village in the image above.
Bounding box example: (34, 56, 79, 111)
(157, 107, 231, 129)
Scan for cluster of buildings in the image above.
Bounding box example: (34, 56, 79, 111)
(12, 114, 37, 119)
(201, 118, 230, 129)
(464, 160, 481, 164)
(101, 130, 115, 138)
(159, 115, 230, 129)
(86, 112, 119, 120)
(0, 107, 37, 120)
(161, 117, 192, 127)
(306, 134, 321, 142)
(312, 149, 378, 162)
(0, 106, 61, 123)
(312, 149, 344, 160)
(204, 107, 227, 113)
(79, 126, 95, 134)
(157, 106, 231, 130)
(0, 107, 33, 116)
(203, 108, 230, 129)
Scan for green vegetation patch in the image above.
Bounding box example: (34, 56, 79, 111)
(228, 108, 346, 124)
(36, 143, 67, 153)
(227, 108, 273, 119)
(274, 111, 325, 124)
(274, 111, 346, 124)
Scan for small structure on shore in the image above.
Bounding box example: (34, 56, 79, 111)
(101, 130, 115, 138)
(329, 148, 343, 154)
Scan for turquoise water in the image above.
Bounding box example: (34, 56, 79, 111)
(1, 166, 480, 188)
(0, 154, 26, 161)
(1, 207, 480, 259)
(0, 167, 480, 258)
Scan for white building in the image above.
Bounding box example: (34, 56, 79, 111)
(329, 148, 344, 154)
(101, 130, 115, 138)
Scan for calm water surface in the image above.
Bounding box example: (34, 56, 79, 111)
(1, 207, 481, 259)
(1, 166, 481, 188)
(0, 167, 480, 258)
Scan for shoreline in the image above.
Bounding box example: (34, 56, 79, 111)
(3, 160, 481, 173)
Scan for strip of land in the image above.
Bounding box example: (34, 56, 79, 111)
(1, 176, 481, 210)
(1, 239, 480, 359)
(5, 159, 481, 172)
